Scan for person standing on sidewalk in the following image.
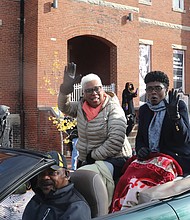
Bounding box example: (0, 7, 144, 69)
(122, 82, 138, 136)
(69, 128, 79, 170)
(0, 105, 13, 148)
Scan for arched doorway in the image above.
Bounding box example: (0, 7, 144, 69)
(68, 35, 117, 85)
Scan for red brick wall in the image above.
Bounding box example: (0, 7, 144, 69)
(35, 0, 190, 105)
(1, 0, 190, 151)
(0, 1, 20, 110)
(0, 0, 21, 147)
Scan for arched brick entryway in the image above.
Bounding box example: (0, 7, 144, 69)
(68, 35, 117, 87)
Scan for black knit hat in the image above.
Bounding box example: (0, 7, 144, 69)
(47, 151, 67, 170)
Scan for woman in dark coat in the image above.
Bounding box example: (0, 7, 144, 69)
(122, 82, 138, 136)
(135, 71, 190, 175)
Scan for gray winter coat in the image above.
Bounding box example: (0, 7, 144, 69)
(58, 91, 132, 161)
(0, 116, 13, 148)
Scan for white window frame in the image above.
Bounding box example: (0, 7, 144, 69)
(173, 0, 184, 11)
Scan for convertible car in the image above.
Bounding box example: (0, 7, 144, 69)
(1, 148, 190, 220)
(0, 148, 55, 219)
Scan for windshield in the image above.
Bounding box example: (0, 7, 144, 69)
(0, 151, 53, 198)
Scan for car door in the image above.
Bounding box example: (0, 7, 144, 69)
(166, 193, 190, 220)
(94, 200, 179, 220)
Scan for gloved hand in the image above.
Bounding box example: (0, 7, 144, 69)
(60, 62, 81, 95)
(86, 151, 95, 164)
(166, 89, 180, 120)
(134, 88, 138, 96)
(137, 147, 150, 160)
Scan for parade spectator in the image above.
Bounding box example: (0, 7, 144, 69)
(0, 105, 13, 148)
(69, 128, 79, 170)
(122, 82, 138, 136)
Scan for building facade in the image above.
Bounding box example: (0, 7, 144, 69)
(0, 0, 190, 152)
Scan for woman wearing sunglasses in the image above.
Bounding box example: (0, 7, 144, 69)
(58, 63, 132, 181)
(136, 70, 190, 176)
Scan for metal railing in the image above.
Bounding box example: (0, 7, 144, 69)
(71, 83, 116, 101)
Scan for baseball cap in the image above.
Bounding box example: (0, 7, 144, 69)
(47, 151, 67, 170)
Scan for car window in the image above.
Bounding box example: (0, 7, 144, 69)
(0, 150, 55, 202)
(0, 152, 41, 192)
(0, 187, 35, 220)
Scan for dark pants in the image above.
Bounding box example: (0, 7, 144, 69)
(126, 114, 135, 136)
(77, 157, 129, 185)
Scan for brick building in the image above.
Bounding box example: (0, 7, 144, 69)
(0, 0, 190, 152)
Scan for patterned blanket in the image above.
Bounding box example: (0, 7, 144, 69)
(110, 153, 183, 212)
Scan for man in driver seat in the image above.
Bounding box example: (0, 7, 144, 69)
(22, 151, 91, 220)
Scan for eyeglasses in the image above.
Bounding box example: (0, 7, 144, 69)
(84, 86, 102, 94)
(145, 86, 165, 93)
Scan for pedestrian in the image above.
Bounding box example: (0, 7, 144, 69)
(122, 82, 138, 136)
(0, 105, 13, 148)
(135, 70, 190, 175)
(58, 62, 132, 181)
(22, 151, 91, 220)
(68, 128, 79, 170)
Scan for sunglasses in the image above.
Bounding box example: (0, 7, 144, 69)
(145, 86, 165, 93)
(84, 86, 102, 94)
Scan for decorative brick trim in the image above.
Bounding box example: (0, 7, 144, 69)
(139, 17, 190, 32)
(172, 44, 187, 50)
(139, 39, 153, 45)
(75, 0, 139, 12)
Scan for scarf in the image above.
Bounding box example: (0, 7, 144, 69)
(82, 100, 104, 121)
(147, 100, 166, 152)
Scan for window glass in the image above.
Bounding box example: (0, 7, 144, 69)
(173, 49, 184, 91)
(173, 0, 184, 10)
(139, 44, 151, 105)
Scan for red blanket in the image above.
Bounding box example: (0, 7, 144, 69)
(110, 153, 183, 212)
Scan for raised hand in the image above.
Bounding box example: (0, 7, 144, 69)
(166, 89, 180, 120)
(60, 62, 81, 95)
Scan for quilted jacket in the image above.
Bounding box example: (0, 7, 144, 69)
(58, 91, 132, 161)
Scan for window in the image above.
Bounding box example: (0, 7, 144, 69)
(173, 0, 184, 10)
(139, 44, 151, 105)
(173, 50, 184, 91)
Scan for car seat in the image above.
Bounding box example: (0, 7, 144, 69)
(70, 169, 109, 218)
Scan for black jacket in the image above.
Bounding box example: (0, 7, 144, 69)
(22, 183, 91, 220)
(122, 89, 137, 116)
(136, 100, 190, 175)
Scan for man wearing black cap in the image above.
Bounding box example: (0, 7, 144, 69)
(22, 151, 91, 220)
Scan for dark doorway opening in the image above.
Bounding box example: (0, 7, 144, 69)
(68, 35, 116, 85)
